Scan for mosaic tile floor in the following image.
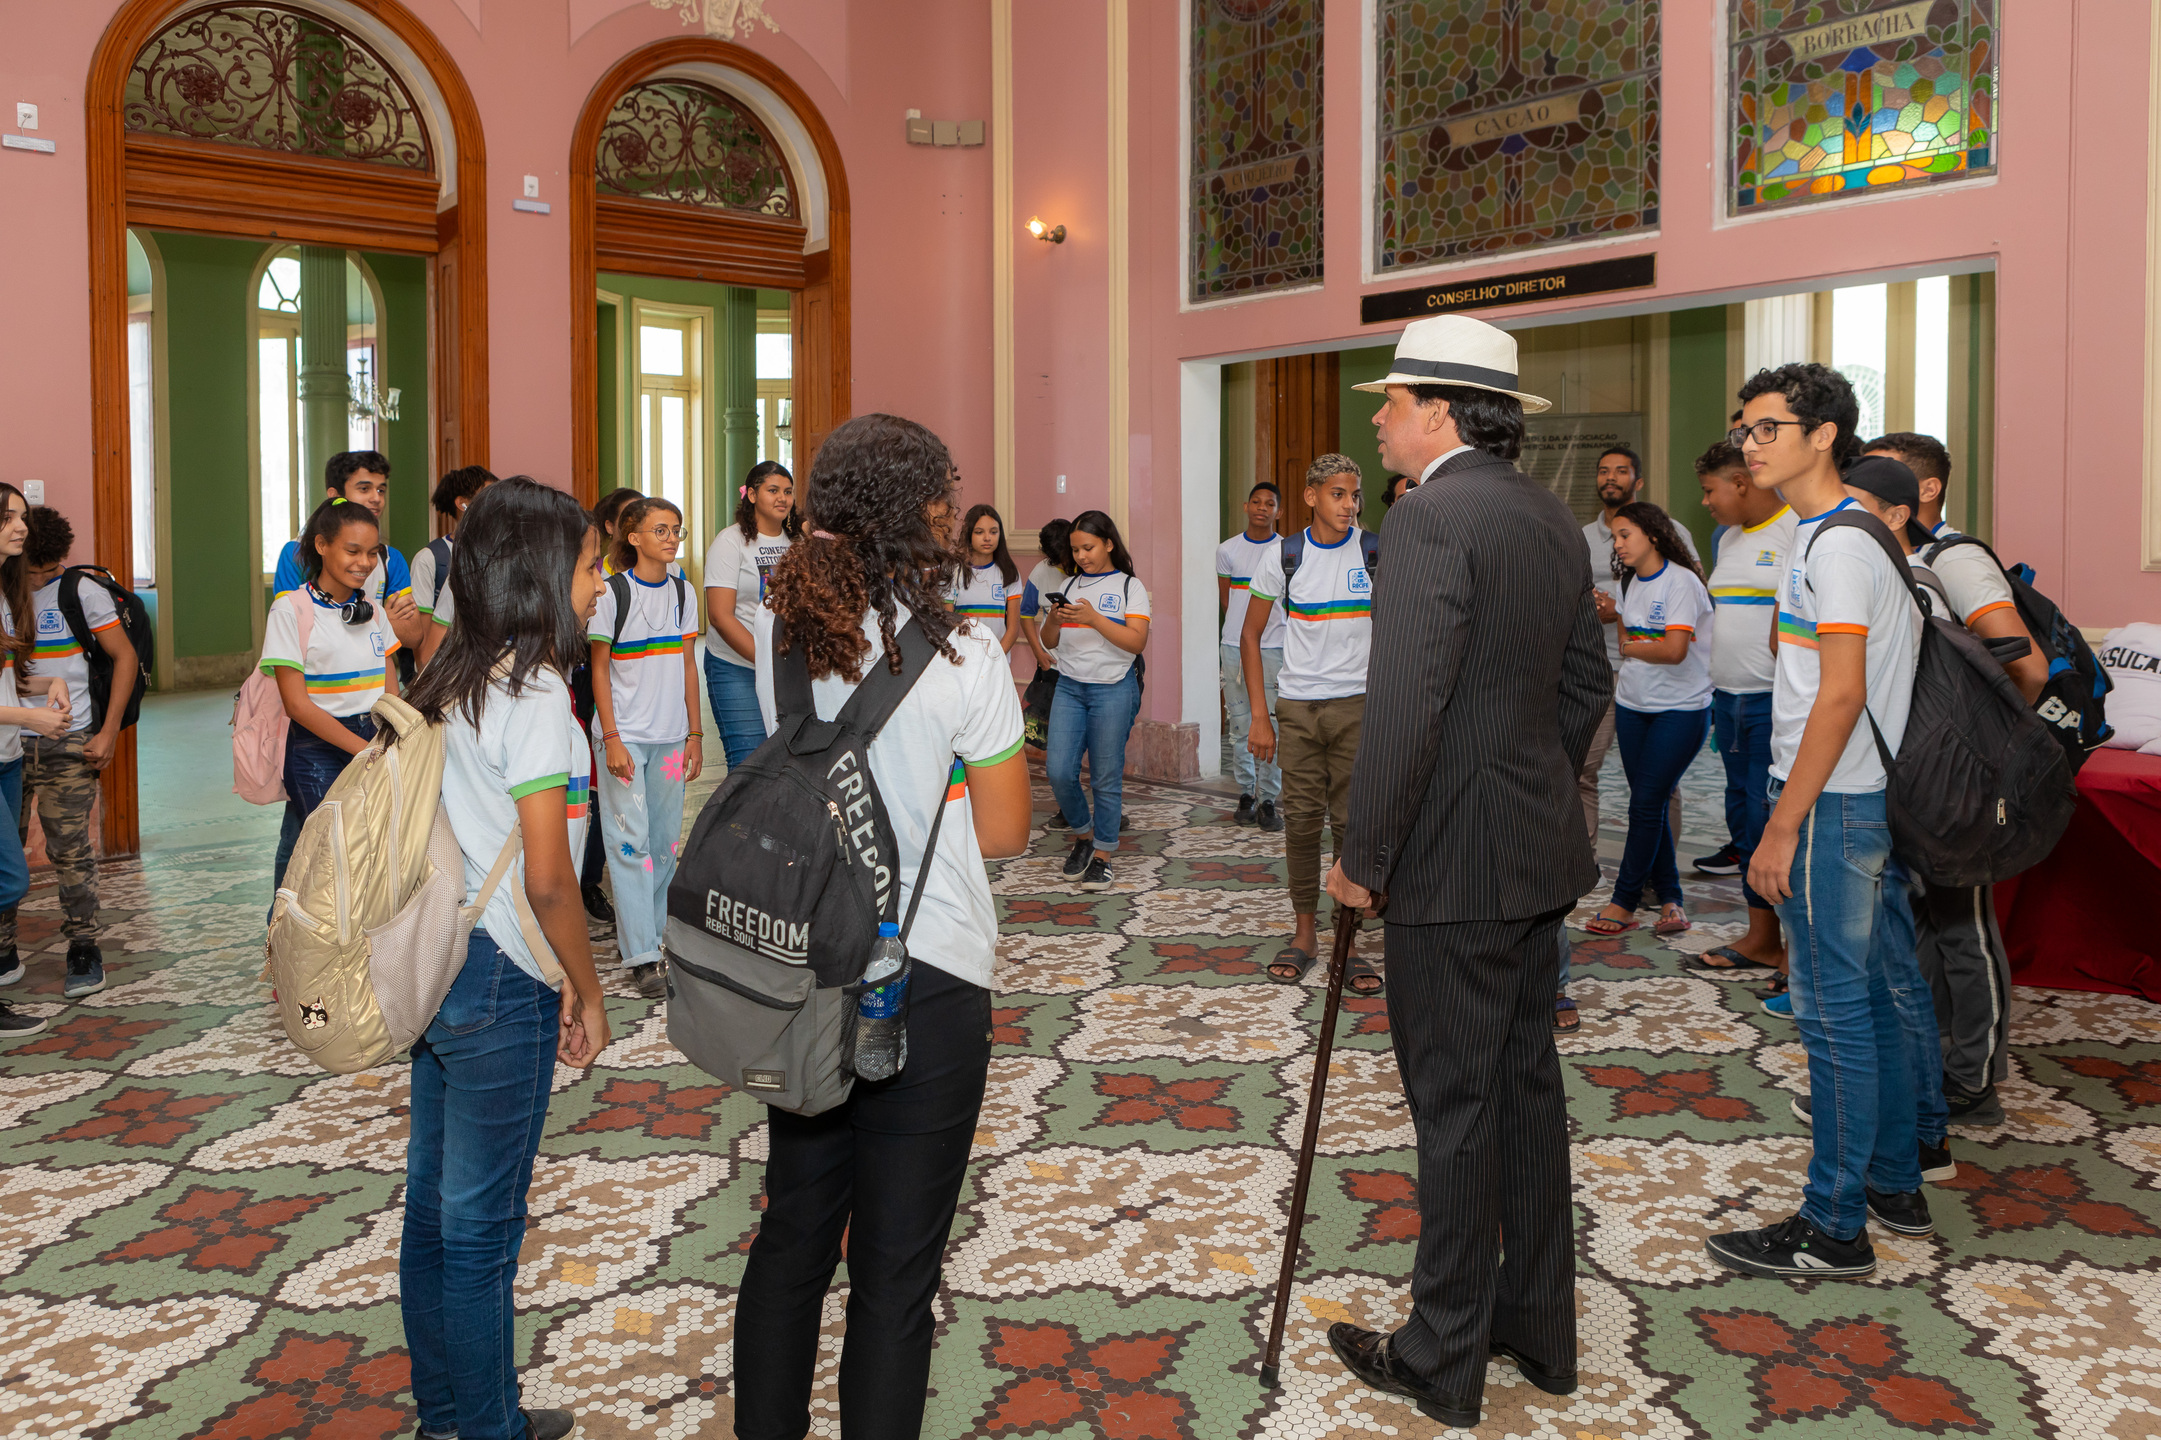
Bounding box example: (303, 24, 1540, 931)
(2, 749, 2158, 1439)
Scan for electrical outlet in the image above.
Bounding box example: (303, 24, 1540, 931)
(523, 174, 540, 198)
(21, 481, 43, 506)
(15, 103, 36, 131)
(1056, 475, 1067, 494)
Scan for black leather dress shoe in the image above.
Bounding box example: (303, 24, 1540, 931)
(1489, 1338, 1577, 1395)
(1326, 1323, 1481, 1428)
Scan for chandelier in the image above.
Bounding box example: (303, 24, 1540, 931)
(348, 354, 400, 424)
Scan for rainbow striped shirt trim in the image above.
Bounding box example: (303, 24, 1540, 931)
(944, 758, 967, 803)
(1286, 598, 1371, 622)
(1623, 625, 1664, 642)
(565, 773, 591, 821)
(598, 632, 695, 660)
(1224, 576, 1253, 593)
(301, 665, 388, 696)
(954, 604, 1008, 619)
(1711, 586, 1777, 606)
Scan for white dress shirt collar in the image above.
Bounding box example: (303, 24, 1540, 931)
(1418, 445, 1475, 483)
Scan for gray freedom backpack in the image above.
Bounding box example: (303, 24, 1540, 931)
(1805, 510, 2076, 887)
(661, 617, 947, 1115)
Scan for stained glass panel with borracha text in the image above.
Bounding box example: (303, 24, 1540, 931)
(1730, 0, 1995, 215)
(1375, 0, 1660, 272)
(1190, 0, 1324, 303)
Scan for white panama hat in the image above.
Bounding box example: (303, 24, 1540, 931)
(1351, 314, 1551, 414)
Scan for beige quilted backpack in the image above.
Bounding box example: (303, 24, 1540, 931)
(265, 694, 562, 1074)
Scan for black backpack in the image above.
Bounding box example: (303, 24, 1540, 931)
(1280, 526, 1379, 591)
(56, 566, 152, 733)
(1805, 512, 2075, 887)
(605, 570, 690, 648)
(1921, 533, 2114, 773)
(662, 617, 947, 1114)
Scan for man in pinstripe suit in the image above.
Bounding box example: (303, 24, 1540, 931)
(1322, 316, 1611, 1428)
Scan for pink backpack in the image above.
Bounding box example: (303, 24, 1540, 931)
(232, 595, 312, 804)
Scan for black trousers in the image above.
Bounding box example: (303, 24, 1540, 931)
(1383, 907, 1576, 1395)
(734, 961, 992, 1440)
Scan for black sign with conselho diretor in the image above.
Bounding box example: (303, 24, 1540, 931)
(1360, 253, 1657, 325)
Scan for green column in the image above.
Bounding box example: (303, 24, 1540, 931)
(721, 286, 759, 496)
(298, 244, 348, 494)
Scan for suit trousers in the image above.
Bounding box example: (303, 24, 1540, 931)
(1384, 907, 1576, 1394)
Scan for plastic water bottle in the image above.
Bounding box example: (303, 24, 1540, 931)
(854, 923, 909, 1081)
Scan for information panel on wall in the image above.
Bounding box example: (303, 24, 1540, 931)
(1519, 413, 1646, 526)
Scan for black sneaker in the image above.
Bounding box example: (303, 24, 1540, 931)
(631, 963, 666, 1000)
(1061, 836, 1094, 879)
(522, 1409, 576, 1440)
(1705, 1213, 1876, 1279)
(582, 884, 615, 926)
(1079, 858, 1114, 892)
(1919, 1137, 1956, 1185)
(0, 946, 19, 988)
(0, 1001, 46, 1040)
(1233, 794, 1255, 826)
(1866, 1186, 1935, 1237)
(1692, 842, 1743, 875)
(1790, 1093, 1812, 1124)
(1120, 815, 1132, 833)
(63, 939, 104, 999)
(1944, 1082, 2004, 1128)
(1257, 800, 1283, 833)
(1043, 810, 1074, 832)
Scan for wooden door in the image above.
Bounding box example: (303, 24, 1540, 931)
(1254, 352, 1340, 537)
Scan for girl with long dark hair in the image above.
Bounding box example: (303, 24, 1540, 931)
(949, 503, 1022, 654)
(737, 414, 1031, 1440)
(262, 497, 402, 891)
(1585, 500, 1713, 939)
(590, 495, 702, 999)
(0, 483, 71, 1037)
(1041, 508, 1149, 889)
(703, 460, 797, 769)
(398, 478, 607, 1440)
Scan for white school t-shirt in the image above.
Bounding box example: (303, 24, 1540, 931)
(0, 599, 21, 764)
(590, 572, 697, 746)
(1586, 513, 1700, 673)
(1215, 532, 1287, 649)
(259, 586, 400, 719)
(1771, 499, 1922, 793)
(949, 562, 1015, 640)
(441, 667, 592, 986)
(1706, 507, 1796, 694)
(412, 540, 449, 617)
(753, 604, 1026, 989)
(1248, 527, 1373, 703)
(704, 528, 792, 665)
(1051, 569, 1148, 685)
(32, 575, 122, 735)
(1922, 524, 2018, 631)
(1616, 562, 1715, 713)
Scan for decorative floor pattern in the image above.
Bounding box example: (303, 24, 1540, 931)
(1, 755, 2157, 1439)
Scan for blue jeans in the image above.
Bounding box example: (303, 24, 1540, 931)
(1220, 643, 1282, 802)
(596, 736, 688, 969)
(705, 651, 766, 773)
(1610, 704, 1709, 911)
(0, 758, 25, 913)
(402, 929, 558, 1440)
(1048, 667, 1142, 853)
(1766, 782, 1923, 1238)
(1712, 689, 1776, 909)
(273, 714, 376, 892)
(1882, 858, 1948, 1148)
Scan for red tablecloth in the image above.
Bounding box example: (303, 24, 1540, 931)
(1995, 748, 2161, 1000)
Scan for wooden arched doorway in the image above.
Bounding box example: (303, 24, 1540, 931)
(569, 38, 851, 508)
(84, 0, 487, 855)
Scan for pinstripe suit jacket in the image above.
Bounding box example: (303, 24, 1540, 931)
(1340, 447, 1612, 924)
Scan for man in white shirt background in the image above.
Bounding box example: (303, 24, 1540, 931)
(1217, 483, 1286, 831)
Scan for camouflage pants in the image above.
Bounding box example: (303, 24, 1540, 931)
(0, 732, 100, 944)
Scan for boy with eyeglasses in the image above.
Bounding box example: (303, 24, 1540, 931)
(1705, 365, 1931, 1282)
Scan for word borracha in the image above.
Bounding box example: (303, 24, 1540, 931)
(1361, 253, 1657, 326)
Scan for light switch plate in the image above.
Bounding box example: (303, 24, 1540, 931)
(905, 117, 933, 145)
(932, 120, 958, 146)
(957, 120, 984, 146)
(1056, 475, 1067, 494)
(523, 174, 539, 198)
(14, 103, 36, 131)
(22, 481, 43, 506)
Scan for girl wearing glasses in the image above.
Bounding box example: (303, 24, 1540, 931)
(588, 496, 703, 998)
(260, 497, 401, 889)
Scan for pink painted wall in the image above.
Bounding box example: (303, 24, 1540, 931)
(0, 0, 994, 524)
(1108, 0, 2161, 727)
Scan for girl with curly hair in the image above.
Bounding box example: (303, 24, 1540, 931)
(703, 460, 799, 769)
(1584, 500, 1712, 940)
(736, 414, 1031, 1440)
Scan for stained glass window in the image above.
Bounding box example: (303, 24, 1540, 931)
(1730, 0, 1996, 215)
(1375, 1, 1659, 272)
(597, 81, 795, 217)
(1189, 0, 1323, 303)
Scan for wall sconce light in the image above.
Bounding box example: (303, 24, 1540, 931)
(1026, 215, 1066, 244)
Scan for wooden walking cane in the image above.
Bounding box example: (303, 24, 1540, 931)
(1259, 905, 1362, 1388)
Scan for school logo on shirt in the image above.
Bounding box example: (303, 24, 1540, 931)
(1097, 591, 1123, 616)
(1647, 598, 1668, 626)
(36, 611, 62, 638)
(1756, 550, 1778, 567)
(1347, 567, 1372, 595)
(370, 631, 387, 657)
